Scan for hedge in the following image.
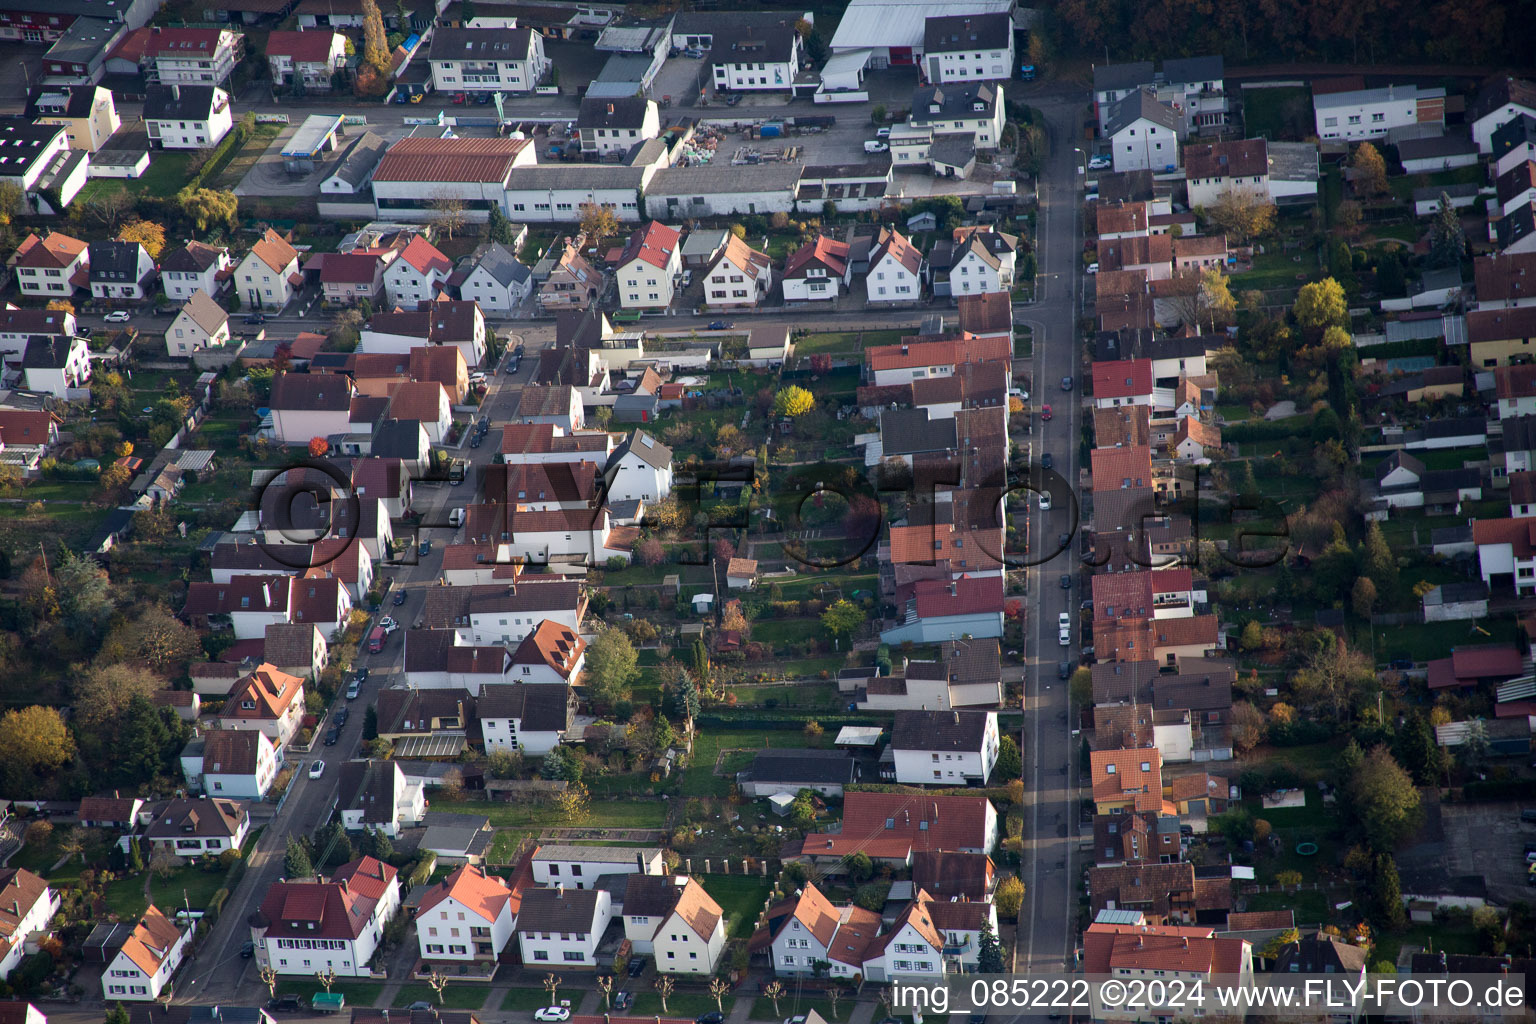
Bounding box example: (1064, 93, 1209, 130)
(694, 713, 875, 731)
(1222, 419, 1311, 444)
(184, 113, 256, 194)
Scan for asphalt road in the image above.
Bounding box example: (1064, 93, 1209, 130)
(1013, 93, 1086, 979)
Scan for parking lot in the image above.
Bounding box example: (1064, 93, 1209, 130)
(1398, 800, 1535, 905)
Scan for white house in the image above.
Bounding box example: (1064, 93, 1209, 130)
(763, 883, 880, 981)
(18, 335, 91, 398)
(923, 11, 1012, 84)
(516, 385, 584, 432)
(866, 228, 926, 305)
(1106, 90, 1181, 174)
(577, 96, 661, 157)
(267, 371, 358, 446)
(1470, 77, 1536, 154)
(166, 290, 231, 357)
(11, 232, 88, 299)
(251, 857, 400, 977)
(235, 229, 302, 311)
(889, 710, 1000, 786)
(160, 241, 231, 302)
(861, 898, 945, 983)
(880, 574, 1004, 645)
(702, 235, 772, 309)
(88, 240, 155, 301)
(1183, 138, 1270, 211)
(102, 907, 190, 1002)
(143, 84, 233, 150)
(0, 123, 83, 217)
(531, 845, 664, 888)
(428, 27, 550, 95)
(264, 29, 347, 92)
(478, 681, 575, 756)
(605, 430, 673, 503)
(710, 21, 802, 92)
(422, 579, 587, 648)
(1313, 83, 1444, 141)
(515, 887, 611, 969)
(615, 221, 682, 311)
(507, 619, 586, 686)
(144, 27, 243, 85)
(0, 869, 61, 981)
(215, 664, 307, 750)
(182, 728, 278, 800)
(384, 380, 453, 444)
(782, 236, 851, 303)
(416, 864, 518, 964)
(930, 226, 1016, 297)
(360, 301, 487, 369)
(455, 243, 532, 313)
(337, 760, 425, 837)
(140, 797, 250, 856)
(383, 235, 453, 308)
(907, 80, 1006, 153)
(621, 875, 726, 974)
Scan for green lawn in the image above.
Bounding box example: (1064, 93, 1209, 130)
(1368, 616, 1519, 666)
(1242, 86, 1313, 141)
(698, 874, 773, 939)
(457, 797, 667, 831)
(149, 863, 229, 914)
(748, 995, 844, 1021)
(1232, 248, 1320, 292)
(1388, 164, 1484, 202)
(1241, 888, 1334, 927)
(392, 985, 492, 1010)
(501, 988, 551, 1012)
(682, 728, 832, 798)
(77, 152, 195, 200)
(794, 328, 908, 356)
(631, 993, 733, 1018)
(273, 981, 386, 1007)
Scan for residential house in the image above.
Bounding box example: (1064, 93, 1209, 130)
(621, 875, 726, 974)
(880, 574, 1005, 645)
(1475, 517, 1536, 596)
(11, 232, 88, 299)
(860, 894, 946, 983)
(0, 408, 61, 454)
(250, 857, 400, 976)
(1475, 252, 1536, 310)
(140, 796, 249, 855)
(102, 906, 190, 1002)
(615, 221, 682, 311)
(702, 235, 772, 310)
(783, 236, 852, 303)
(401, 630, 508, 690)
(420, 578, 588, 648)
(889, 710, 1000, 786)
(0, 869, 61, 981)
(1499, 162, 1536, 219)
(530, 845, 664, 888)
(680, 228, 728, 271)
(1092, 359, 1154, 410)
(160, 241, 232, 302)
(453, 243, 532, 313)
(1397, 133, 1480, 175)
(320, 250, 390, 306)
(1099, 234, 1173, 281)
(1083, 919, 1252, 1020)
(88, 240, 155, 301)
(166, 290, 230, 357)
(1494, 115, 1536, 178)
(1171, 417, 1222, 460)
(726, 557, 758, 589)
(143, 27, 242, 84)
(384, 380, 453, 444)
(1470, 77, 1536, 154)
(1089, 747, 1167, 815)
(865, 228, 926, 305)
(537, 243, 601, 313)
(0, 123, 83, 216)
(514, 887, 611, 969)
(577, 96, 660, 157)
(31, 85, 119, 152)
(801, 791, 999, 867)
(737, 748, 857, 798)
(360, 300, 487, 368)
(708, 18, 802, 92)
(907, 80, 1005, 151)
(1107, 91, 1180, 174)
(516, 384, 584, 431)
(234, 229, 303, 311)
(1313, 83, 1445, 141)
(754, 883, 880, 981)
(1425, 643, 1525, 690)
(268, 371, 359, 446)
(506, 618, 585, 684)
(18, 335, 91, 398)
(264, 29, 346, 92)
(263, 621, 328, 681)
(477, 681, 575, 756)
(415, 864, 518, 966)
(1496, 363, 1536, 416)
(427, 27, 550, 95)
(215, 664, 306, 749)
(922, 11, 1012, 84)
(79, 795, 145, 828)
(861, 639, 1005, 711)
(929, 226, 1017, 298)
(1498, 202, 1536, 255)
(143, 84, 233, 150)
(383, 235, 453, 308)
(1093, 62, 1157, 133)
(337, 759, 426, 837)
(1091, 809, 1182, 864)
(1183, 138, 1269, 210)
(1272, 931, 1367, 983)
(605, 429, 673, 503)
(181, 729, 278, 800)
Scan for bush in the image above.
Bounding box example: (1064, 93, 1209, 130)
(852, 880, 890, 911)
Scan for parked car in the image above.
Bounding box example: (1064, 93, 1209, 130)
(627, 956, 648, 977)
(346, 680, 361, 700)
(309, 760, 326, 778)
(534, 1010, 570, 1023)
(1061, 375, 1074, 391)
(334, 708, 349, 727)
(1039, 492, 1052, 511)
(725, 93, 742, 106)
(613, 993, 633, 1011)
(470, 434, 482, 448)
(1058, 660, 1072, 680)
(355, 667, 369, 683)
(1060, 573, 1072, 589)
(379, 616, 399, 634)
(241, 940, 255, 958)
(269, 996, 302, 1013)
(1086, 263, 1099, 274)
(1040, 404, 1053, 420)
(876, 127, 891, 138)
(408, 1004, 432, 1013)
(419, 539, 432, 557)
(1040, 452, 1053, 469)
(323, 725, 339, 745)
(393, 589, 407, 606)
(864, 140, 889, 153)
(243, 313, 267, 325)
(1088, 154, 1112, 170)
(697, 1014, 726, 1024)
(707, 320, 734, 330)
(103, 310, 132, 323)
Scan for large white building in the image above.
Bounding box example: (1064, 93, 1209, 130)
(827, 0, 1011, 70)
(416, 865, 518, 965)
(251, 858, 401, 977)
(615, 221, 682, 311)
(889, 710, 1001, 785)
(1313, 83, 1445, 141)
(710, 20, 803, 92)
(1106, 91, 1180, 174)
(922, 12, 1012, 83)
(143, 27, 242, 85)
(143, 84, 232, 150)
(370, 137, 538, 222)
(102, 907, 190, 1002)
(531, 845, 664, 888)
(427, 27, 550, 94)
(0, 870, 60, 981)
(515, 887, 611, 968)
(478, 681, 575, 756)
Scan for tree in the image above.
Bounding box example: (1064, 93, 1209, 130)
(115, 697, 189, 788)
(585, 628, 638, 707)
(57, 549, 112, 638)
(430, 193, 467, 241)
(258, 966, 279, 1000)
(56, 825, 84, 864)
(663, 669, 701, 721)
(329, 307, 363, 350)
(426, 971, 447, 1005)
(1351, 576, 1378, 619)
(1394, 713, 1448, 786)
(636, 536, 666, 566)
(994, 735, 1022, 781)
(1336, 199, 1363, 235)
(825, 987, 842, 1020)
(1239, 620, 1264, 651)
(541, 973, 562, 1007)
(116, 220, 166, 259)
(1292, 643, 1374, 722)
(820, 599, 863, 640)
(1350, 142, 1388, 197)
(487, 203, 517, 246)
(363, 705, 379, 741)
(713, 423, 750, 458)
(149, 845, 179, 880)
(0, 183, 23, 227)
(23, 820, 51, 848)
(1169, 267, 1237, 334)
(1206, 190, 1277, 244)
(977, 920, 1006, 973)
(772, 386, 815, 419)
(709, 978, 731, 1012)
(580, 203, 619, 246)
(308, 436, 330, 458)
(360, 829, 393, 862)
(1334, 738, 1365, 795)
(316, 820, 353, 868)
(1351, 746, 1421, 853)
(1294, 278, 1349, 333)
(360, 0, 390, 72)
(315, 967, 337, 994)
(284, 836, 313, 879)
(74, 663, 164, 731)
(1361, 521, 1398, 595)
(845, 850, 874, 882)
(1260, 928, 1301, 960)
(1230, 701, 1266, 752)
(764, 981, 785, 1017)
(994, 875, 1025, 917)
(0, 706, 74, 786)
(176, 188, 239, 233)
(1427, 194, 1466, 268)
(1372, 854, 1406, 928)
(597, 976, 613, 1010)
(77, 189, 133, 230)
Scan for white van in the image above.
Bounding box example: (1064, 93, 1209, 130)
(449, 507, 465, 528)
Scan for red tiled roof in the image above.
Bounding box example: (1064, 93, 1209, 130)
(395, 234, 452, 277)
(871, 227, 923, 276)
(13, 232, 86, 270)
(803, 791, 993, 858)
(1090, 747, 1163, 802)
(866, 334, 1011, 372)
(1473, 516, 1536, 556)
(320, 252, 384, 285)
(1184, 138, 1268, 180)
(143, 27, 230, 58)
(1470, 307, 1536, 346)
(1153, 614, 1220, 649)
(619, 221, 680, 272)
(956, 291, 1012, 335)
(1092, 573, 1154, 622)
(1083, 922, 1247, 975)
(225, 664, 304, 721)
(510, 619, 585, 677)
(911, 573, 1004, 618)
(264, 28, 340, 63)
(418, 863, 513, 923)
(373, 137, 531, 183)
(1450, 643, 1524, 679)
(1093, 358, 1154, 399)
(118, 906, 183, 976)
(1226, 909, 1295, 931)
(1091, 444, 1154, 489)
(784, 235, 850, 279)
(247, 229, 299, 275)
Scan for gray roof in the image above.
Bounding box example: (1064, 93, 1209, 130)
(909, 82, 1000, 127)
(1161, 55, 1223, 85)
(930, 135, 977, 168)
(646, 163, 801, 196)
(880, 407, 955, 456)
(143, 84, 221, 122)
(88, 240, 145, 283)
(1266, 141, 1319, 183)
(592, 53, 657, 85)
(704, 19, 799, 65)
(1411, 182, 1481, 204)
(476, 682, 571, 732)
(419, 824, 488, 855)
(680, 228, 729, 258)
(469, 242, 531, 289)
(1094, 61, 1154, 94)
(20, 335, 72, 370)
(891, 709, 991, 752)
(427, 25, 537, 61)
(1397, 133, 1478, 161)
(609, 429, 672, 470)
(0, 122, 68, 177)
(1492, 114, 1536, 155)
(923, 11, 1010, 53)
(1315, 84, 1443, 110)
(578, 95, 652, 130)
(1105, 89, 1180, 137)
(742, 748, 855, 786)
(337, 759, 401, 824)
(513, 886, 605, 933)
(533, 844, 661, 863)
(1376, 449, 1425, 484)
(371, 418, 428, 460)
(43, 16, 118, 66)
(506, 165, 649, 190)
(326, 130, 388, 189)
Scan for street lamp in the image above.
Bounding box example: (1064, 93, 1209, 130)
(1073, 147, 1085, 176)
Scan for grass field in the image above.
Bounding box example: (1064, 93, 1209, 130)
(392, 985, 493, 1010)
(698, 873, 774, 939)
(681, 728, 832, 798)
(274, 981, 385, 1006)
(500, 988, 550, 1012)
(77, 152, 195, 201)
(1242, 86, 1313, 142)
(1232, 247, 1320, 291)
(794, 328, 907, 356)
(749, 995, 844, 1021)
(631, 993, 733, 1018)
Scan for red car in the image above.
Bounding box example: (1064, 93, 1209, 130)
(1040, 403, 1053, 421)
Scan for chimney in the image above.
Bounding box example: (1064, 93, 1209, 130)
(556, 885, 564, 898)
(9, 901, 16, 918)
(171, 84, 181, 102)
(952, 710, 960, 724)
(607, 103, 614, 114)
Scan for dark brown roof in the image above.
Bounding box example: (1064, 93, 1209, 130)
(513, 886, 605, 933)
(142, 797, 246, 840)
(476, 683, 572, 732)
(911, 851, 993, 901)
(200, 729, 266, 776)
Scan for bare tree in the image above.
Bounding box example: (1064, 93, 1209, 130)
(764, 981, 785, 1018)
(826, 987, 843, 1021)
(57, 826, 85, 864)
(430, 193, 467, 241)
(654, 976, 675, 1014)
(427, 971, 448, 1005)
(259, 965, 279, 999)
(597, 975, 613, 1010)
(543, 973, 561, 1006)
(149, 846, 180, 880)
(315, 967, 337, 993)
(708, 978, 731, 1012)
